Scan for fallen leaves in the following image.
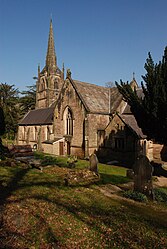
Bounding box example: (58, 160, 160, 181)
(0, 165, 167, 248)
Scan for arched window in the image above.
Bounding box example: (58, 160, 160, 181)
(54, 79, 58, 89)
(67, 109, 73, 135)
(63, 107, 73, 136)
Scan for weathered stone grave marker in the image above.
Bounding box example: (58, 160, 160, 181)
(133, 155, 154, 199)
(89, 153, 98, 175)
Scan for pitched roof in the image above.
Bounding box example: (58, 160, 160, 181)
(73, 80, 122, 114)
(120, 114, 146, 138)
(19, 107, 54, 125)
(123, 88, 144, 114)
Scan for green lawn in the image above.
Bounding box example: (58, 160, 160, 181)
(34, 152, 129, 185)
(0, 157, 167, 249)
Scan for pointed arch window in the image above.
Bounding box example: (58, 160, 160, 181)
(54, 79, 58, 89)
(67, 109, 73, 135)
(64, 107, 73, 136)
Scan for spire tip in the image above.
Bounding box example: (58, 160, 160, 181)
(133, 72, 135, 80)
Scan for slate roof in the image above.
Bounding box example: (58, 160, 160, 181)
(43, 137, 64, 144)
(123, 103, 131, 114)
(120, 114, 146, 139)
(19, 80, 123, 125)
(73, 80, 122, 114)
(120, 88, 146, 138)
(123, 88, 144, 114)
(19, 107, 54, 125)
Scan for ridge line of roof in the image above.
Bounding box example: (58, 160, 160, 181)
(19, 109, 31, 124)
(119, 113, 146, 139)
(29, 106, 54, 112)
(74, 79, 116, 90)
(67, 77, 90, 112)
(117, 113, 141, 138)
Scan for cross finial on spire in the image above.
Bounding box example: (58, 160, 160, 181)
(133, 72, 135, 80)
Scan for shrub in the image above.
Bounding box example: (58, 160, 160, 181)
(154, 188, 167, 203)
(34, 152, 58, 166)
(123, 190, 148, 203)
(67, 156, 78, 168)
(41, 156, 57, 166)
(34, 152, 45, 160)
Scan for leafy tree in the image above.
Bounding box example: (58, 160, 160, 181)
(105, 81, 115, 88)
(116, 46, 167, 145)
(0, 83, 20, 139)
(0, 107, 6, 157)
(0, 107, 5, 136)
(19, 84, 36, 116)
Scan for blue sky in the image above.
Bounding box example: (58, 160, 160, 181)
(0, 0, 167, 91)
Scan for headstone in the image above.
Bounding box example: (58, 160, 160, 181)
(133, 155, 154, 199)
(89, 153, 98, 175)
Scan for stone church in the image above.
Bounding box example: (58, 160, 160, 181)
(18, 20, 156, 166)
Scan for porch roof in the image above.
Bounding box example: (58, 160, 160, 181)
(120, 114, 147, 139)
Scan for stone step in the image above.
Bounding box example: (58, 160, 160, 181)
(9, 145, 34, 157)
(14, 152, 34, 157)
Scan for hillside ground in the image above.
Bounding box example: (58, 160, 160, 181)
(0, 155, 167, 249)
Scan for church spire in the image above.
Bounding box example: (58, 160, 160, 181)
(46, 19, 57, 74)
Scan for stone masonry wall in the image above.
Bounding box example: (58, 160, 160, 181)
(87, 113, 109, 155)
(54, 80, 86, 156)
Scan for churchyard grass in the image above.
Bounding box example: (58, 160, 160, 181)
(0, 157, 167, 248)
(34, 152, 129, 185)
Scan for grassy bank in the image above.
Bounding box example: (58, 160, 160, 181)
(0, 157, 167, 248)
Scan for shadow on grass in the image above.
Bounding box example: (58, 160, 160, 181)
(98, 173, 130, 185)
(0, 168, 30, 206)
(0, 167, 62, 248)
(0, 208, 59, 249)
(28, 191, 167, 247)
(1, 165, 167, 248)
(118, 197, 167, 229)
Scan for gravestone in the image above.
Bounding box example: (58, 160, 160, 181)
(89, 153, 98, 175)
(133, 155, 154, 199)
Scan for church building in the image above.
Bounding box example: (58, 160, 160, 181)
(18, 20, 154, 166)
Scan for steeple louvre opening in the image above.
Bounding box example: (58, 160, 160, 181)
(46, 19, 57, 74)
